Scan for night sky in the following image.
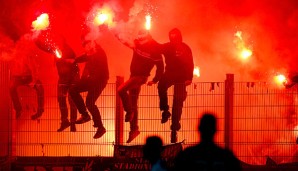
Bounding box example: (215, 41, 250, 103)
(1, 0, 298, 83)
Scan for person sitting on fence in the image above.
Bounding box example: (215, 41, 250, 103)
(69, 39, 109, 139)
(157, 28, 194, 143)
(35, 33, 79, 132)
(116, 29, 164, 143)
(9, 34, 45, 119)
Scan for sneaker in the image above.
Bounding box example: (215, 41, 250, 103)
(16, 110, 22, 119)
(125, 112, 134, 122)
(171, 131, 177, 143)
(126, 130, 140, 143)
(70, 123, 76, 132)
(57, 121, 71, 132)
(75, 114, 91, 124)
(93, 127, 106, 139)
(161, 110, 171, 124)
(31, 112, 43, 120)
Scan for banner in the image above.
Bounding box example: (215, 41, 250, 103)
(112, 142, 183, 171)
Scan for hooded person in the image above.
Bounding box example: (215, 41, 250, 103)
(157, 28, 194, 143)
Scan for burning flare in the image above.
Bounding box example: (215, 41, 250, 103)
(32, 13, 50, 31)
(94, 13, 108, 25)
(241, 48, 252, 59)
(54, 49, 62, 59)
(234, 31, 252, 60)
(145, 14, 151, 30)
(274, 74, 287, 86)
(193, 66, 200, 77)
(93, 5, 115, 27)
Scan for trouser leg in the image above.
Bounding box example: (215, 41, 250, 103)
(69, 81, 88, 116)
(129, 86, 141, 131)
(171, 83, 187, 131)
(86, 81, 107, 128)
(57, 83, 69, 123)
(158, 77, 172, 111)
(34, 80, 45, 113)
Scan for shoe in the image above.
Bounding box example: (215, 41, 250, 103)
(70, 123, 76, 132)
(93, 127, 106, 139)
(75, 114, 91, 124)
(16, 111, 22, 119)
(126, 130, 140, 143)
(57, 121, 71, 132)
(161, 110, 171, 124)
(31, 112, 43, 120)
(171, 131, 177, 143)
(125, 112, 134, 122)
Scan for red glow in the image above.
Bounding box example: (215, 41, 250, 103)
(2, 0, 298, 166)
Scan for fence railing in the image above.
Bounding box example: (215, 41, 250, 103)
(1, 71, 298, 167)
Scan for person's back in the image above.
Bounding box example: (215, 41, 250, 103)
(143, 136, 168, 171)
(174, 112, 242, 171)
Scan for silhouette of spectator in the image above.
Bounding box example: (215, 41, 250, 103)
(143, 135, 168, 171)
(174, 112, 242, 171)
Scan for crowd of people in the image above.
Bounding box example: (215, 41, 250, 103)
(7, 23, 245, 171)
(9, 27, 194, 143)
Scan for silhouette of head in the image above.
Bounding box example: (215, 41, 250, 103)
(169, 28, 182, 43)
(143, 136, 164, 164)
(199, 113, 217, 141)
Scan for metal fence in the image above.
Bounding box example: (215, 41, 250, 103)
(1, 61, 298, 169)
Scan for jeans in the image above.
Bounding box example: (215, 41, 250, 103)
(117, 76, 147, 131)
(158, 77, 187, 131)
(57, 76, 79, 123)
(10, 76, 44, 113)
(69, 78, 108, 128)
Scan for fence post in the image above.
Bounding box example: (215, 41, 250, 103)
(224, 73, 234, 150)
(115, 76, 124, 145)
(0, 61, 11, 170)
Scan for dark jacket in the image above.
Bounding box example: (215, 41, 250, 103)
(160, 42, 194, 82)
(75, 46, 109, 83)
(55, 43, 79, 79)
(130, 39, 164, 83)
